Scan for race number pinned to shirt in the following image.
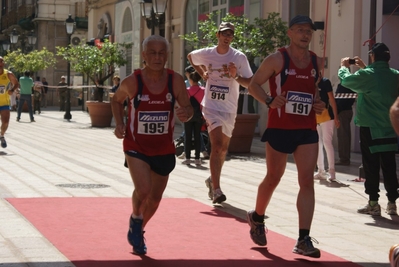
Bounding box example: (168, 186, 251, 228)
(137, 111, 170, 135)
(285, 91, 313, 116)
(0, 86, 5, 94)
(208, 84, 229, 101)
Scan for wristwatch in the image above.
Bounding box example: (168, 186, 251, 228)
(234, 74, 240, 80)
(265, 95, 274, 108)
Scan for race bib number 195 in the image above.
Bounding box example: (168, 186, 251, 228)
(137, 111, 169, 135)
(285, 91, 313, 116)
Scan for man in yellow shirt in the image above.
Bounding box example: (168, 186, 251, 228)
(0, 56, 19, 148)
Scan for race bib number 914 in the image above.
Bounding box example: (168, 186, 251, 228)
(285, 91, 313, 116)
(138, 111, 169, 135)
(208, 84, 229, 101)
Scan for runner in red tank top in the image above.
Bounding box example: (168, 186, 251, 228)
(246, 15, 325, 258)
(111, 35, 193, 255)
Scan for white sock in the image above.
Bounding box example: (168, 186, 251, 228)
(132, 213, 143, 220)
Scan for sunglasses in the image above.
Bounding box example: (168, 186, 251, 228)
(220, 31, 234, 38)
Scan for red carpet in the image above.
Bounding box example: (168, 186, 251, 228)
(7, 197, 361, 267)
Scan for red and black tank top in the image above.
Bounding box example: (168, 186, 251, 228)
(267, 47, 319, 130)
(123, 69, 176, 156)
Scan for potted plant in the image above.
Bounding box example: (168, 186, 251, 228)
(180, 12, 289, 153)
(56, 39, 131, 127)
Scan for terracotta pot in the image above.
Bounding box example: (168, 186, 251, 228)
(86, 101, 113, 127)
(228, 114, 260, 153)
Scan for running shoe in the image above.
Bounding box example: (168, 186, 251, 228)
(387, 202, 398, 216)
(292, 235, 321, 258)
(127, 216, 147, 255)
(182, 159, 191, 165)
(314, 170, 329, 180)
(205, 177, 213, 200)
(212, 188, 226, 204)
(246, 210, 267, 246)
(0, 136, 6, 148)
(357, 203, 381, 216)
(195, 159, 202, 166)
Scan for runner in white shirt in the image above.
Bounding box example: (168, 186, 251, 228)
(188, 22, 253, 204)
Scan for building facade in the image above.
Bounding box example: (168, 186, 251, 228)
(1, 0, 399, 151)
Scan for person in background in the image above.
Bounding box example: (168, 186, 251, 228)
(314, 76, 340, 181)
(111, 75, 120, 93)
(33, 77, 43, 114)
(389, 102, 399, 267)
(17, 71, 35, 122)
(335, 83, 355, 165)
(0, 56, 19, 148)
(246, 15, 324, 258)
(57, 76, 67, 111)
(41, 77, 48, 108)
(111, 35, 193, 255)
(182, 66, 205, 166)
(187, 22, 253, 204)
(339, 42, 399, 216)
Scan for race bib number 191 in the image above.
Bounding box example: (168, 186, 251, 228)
(285, 91, 313, 116)
(137, 111, 169, 135)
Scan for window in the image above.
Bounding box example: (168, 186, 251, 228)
(122, 9, 133, 33)
(2, 0, 7, 16)
(289, 0, 310, 21)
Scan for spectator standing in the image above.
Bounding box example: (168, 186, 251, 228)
(57, 76, 67, 111)
(41, 77, 48, 108)
(0, 56, 19, 148)
(111, 75, 120, 92)
(187, 22, 253, 204)
(33, 77, 43, 114)
(314, 77, 340, 181)
(111, 35, 193, 255)
(182, 66, 205, 166)
(335, 83, 355, 165)
(339, 42, 399, 216)
(246, 15, 325, 258)
(17, 71, 35, 122)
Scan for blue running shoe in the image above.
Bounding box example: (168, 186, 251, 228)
(127, 216, 147, 255)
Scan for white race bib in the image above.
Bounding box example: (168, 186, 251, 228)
(0, 86, 5, 94)
(137, 111, 169, 135)
(208, 84, 229, 102)
(285, 91, 313, 116)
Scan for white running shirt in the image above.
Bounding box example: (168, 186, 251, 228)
(190, 46, 252, 113)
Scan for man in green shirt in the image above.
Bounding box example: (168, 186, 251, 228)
(17, 71, 35, 122)
(338, 42, 399, 216)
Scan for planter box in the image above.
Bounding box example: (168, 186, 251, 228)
(86, 101, 113, 127)
(228, 114, 260, 153)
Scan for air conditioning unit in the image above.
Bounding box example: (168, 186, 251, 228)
(70, 34, 86, 46)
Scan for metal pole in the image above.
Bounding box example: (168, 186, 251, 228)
(64, 34, 72, 121)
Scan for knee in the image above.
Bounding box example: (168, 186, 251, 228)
(261, 175, 281, 190)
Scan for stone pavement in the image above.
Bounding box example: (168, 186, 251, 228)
(0, 107, 398, 267)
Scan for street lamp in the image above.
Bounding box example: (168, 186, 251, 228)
(27, 31, 37, 46)
(64, 14, 75, 122)
(2, 41, 10, 52)
(140, 0, 168, 36)
(9, 28, 19, 44)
